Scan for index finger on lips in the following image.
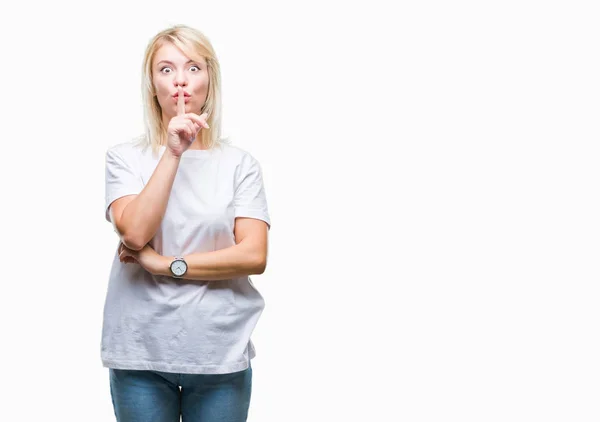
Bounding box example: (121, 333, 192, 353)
(177, 86, 185, 116)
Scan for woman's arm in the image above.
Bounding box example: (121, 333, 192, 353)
(108, 100, 209, 251)
(110, 150, 181, 251)
(159, 217, 269, 280)
(120, 217, 269, 280)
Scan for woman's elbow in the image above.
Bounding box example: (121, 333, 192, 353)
(254, 256, 267, 275)
(121, 234, 146, 251)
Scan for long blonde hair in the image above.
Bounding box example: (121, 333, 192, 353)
(137, 24, 225, 155)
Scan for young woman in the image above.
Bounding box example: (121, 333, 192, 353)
(101, 24, 270, 422)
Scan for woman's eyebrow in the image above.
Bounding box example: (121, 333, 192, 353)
(157, 59, 197, 66)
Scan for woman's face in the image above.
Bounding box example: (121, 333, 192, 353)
(152, 42, 209, 122)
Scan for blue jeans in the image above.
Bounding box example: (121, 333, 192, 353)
(109, 363, 252, 422)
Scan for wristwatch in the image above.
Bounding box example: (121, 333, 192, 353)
(169, 256, 188, 278)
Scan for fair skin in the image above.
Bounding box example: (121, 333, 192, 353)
(112, 42, 269, 280)
(153, 42, 210, 151)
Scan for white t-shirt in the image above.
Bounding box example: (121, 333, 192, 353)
(101, 140, 271, 374)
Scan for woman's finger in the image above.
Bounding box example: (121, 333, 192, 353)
(120, 251, 137, 264)
(184, 121, 196, 140)
(200, 112, 210, 129)
(185, 113, 210, 129)
(119, 248, 131, 261)
(177, 86, 185, 116)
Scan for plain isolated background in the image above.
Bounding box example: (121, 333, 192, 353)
(0, 0, 598, 421)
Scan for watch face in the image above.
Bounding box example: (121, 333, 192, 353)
(171, 260, 187, 276)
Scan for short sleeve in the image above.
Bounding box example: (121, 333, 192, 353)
(234, 154, 271, 229)
(105, 147, 143, 223)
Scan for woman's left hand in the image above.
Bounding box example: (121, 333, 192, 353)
(119, 242, 165, 275)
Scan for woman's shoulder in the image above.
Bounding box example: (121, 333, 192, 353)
(105, 137, 152, 160)
(216, 139, 259, 164)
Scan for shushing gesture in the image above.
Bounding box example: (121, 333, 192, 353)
(167, 86, 210, 157)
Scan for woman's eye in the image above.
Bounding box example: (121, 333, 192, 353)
(159, 65, 200, 74)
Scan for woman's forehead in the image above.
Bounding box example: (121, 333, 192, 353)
(153, 42, 206, 65)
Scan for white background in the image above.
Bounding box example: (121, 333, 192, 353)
(0, 0, 598, 421)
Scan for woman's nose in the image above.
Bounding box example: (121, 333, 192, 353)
(174, 72, 188, 87)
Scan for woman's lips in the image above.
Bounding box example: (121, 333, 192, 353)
(173, 95, 191, 103)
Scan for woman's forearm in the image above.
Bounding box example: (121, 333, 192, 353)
(156, 243, 266, 281)
(119, 150, 181, 249)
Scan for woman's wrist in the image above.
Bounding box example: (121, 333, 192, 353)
(163, 148, 182, 161)
(152, 255, 173, 276)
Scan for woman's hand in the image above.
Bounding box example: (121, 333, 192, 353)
(118, 242, 166, 275)
(167, 86, 210, 157)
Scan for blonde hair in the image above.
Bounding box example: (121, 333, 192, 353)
(136, 24, 225, 155)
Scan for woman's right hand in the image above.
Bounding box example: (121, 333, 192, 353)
(167, 87, 210, 157)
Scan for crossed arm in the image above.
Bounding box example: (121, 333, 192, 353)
(117, 216, 268, 281)
(110, 149, 268, 281)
